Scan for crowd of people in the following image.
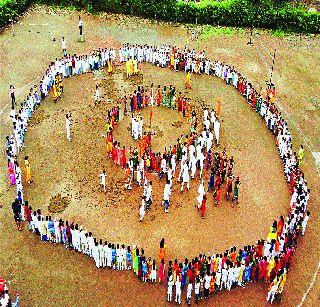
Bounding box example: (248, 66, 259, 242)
(0, 278, 19, 307)
(118, 43, 310, 303)
(100, 81, 240, 220)
(6, 47, 118, 208)
(5, 42, 311, 305)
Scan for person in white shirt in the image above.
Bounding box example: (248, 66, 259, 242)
(106, 243, 113, 268)
(175, 275, 182, 304)
(94, 84, 100, 103)
(204, 271, 212, 298)
(139, 196, 146, 222)
(194, 276, 201, 303)
(145, 181, 152, 209)
(266, 276, 279, 304)
(137, 158, 144, 186)
(198, 149, 205, 179)
(138, 115, 143, 139)
(302, 211, 310, 235)
(131, 115, 136, 139)
(214, 119, 221, 145)
(61, 37, 67, 56)
(196, 179, 205, 208)
(189, 153, 197, 179)
(221, 265, 228, 290)
(65, 113, 71, 141)
(92, 241, 100, 268)
(10, 85, 15, 109)
(98, 239, 105, 268)
(167, 274, 174, 302)
(99, 170, 106, 192)
(181, 161, 190, 191)
(171, 154, 176, 177)
(78, 16, 83, 38)
(163, 180, 171, 213)
(186, 280, 193, 305)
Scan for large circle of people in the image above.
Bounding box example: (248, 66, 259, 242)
(5, 43, 310, 305)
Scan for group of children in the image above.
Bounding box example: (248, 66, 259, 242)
(6, 42, 311, 304)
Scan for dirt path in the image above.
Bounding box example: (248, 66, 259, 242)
(0, 5, 319, 306)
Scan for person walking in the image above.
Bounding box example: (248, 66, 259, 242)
(10, 85, 15, 109)
(66, 113, 72, 141)
(78, 16, 83, 41)
(12, 199, 22, 231)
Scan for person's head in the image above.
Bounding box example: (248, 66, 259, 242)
(62, 37, 64, 40)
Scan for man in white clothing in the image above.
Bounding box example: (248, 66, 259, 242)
(181, 161, 190, 191)
(99, 170, 106, 192)
(61, 37, 67, 56)
(302, 211, 310, 235)
(139, 196, 146, 222)
(163, 180, 171, 213)
(175, 276, 182, 304)
(214, 119, 221, 145)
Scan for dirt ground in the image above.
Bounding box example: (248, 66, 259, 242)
(0, 4, 319, 307)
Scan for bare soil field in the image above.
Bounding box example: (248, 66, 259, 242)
(0, 5, 319, 307)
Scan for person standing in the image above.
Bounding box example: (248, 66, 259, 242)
(159, 238, 166, 263)
(214, 118, 221, 145)
(185, 71, 191, 89)
(186, 280, 193, 305)
(301, 211, 310, 235)
(78, 16, 83, 41)
(266, 276, 279, 304)
(10, 85, 15, 109)
(297, 145, 305, 166)
(99, 170, 106, 192)
(196, 180, 205, 209)
(94, 85, 100, 103)
(158, 258, 165, 283)
(200, 194, 207, 219)
(66, 113, 72, 141)
(204, 271, 212, 299)
(163, 180, 171, 213)
(24, 156, 32, 185)
(61, 37, 67, 57)
(226, 175, 233, 201)
(175, 275, 182, 304)
(12, 199, 22, 231)
(139, 196, 146, 222)
(217, 96, 222, 117)
(233, 176, 240, 207)
(167, 273, 174, 302)
(180, 161, 190, 192)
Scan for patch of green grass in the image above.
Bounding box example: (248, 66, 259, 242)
(272, 29, 291, 38)
(199, 25, 245, 40)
